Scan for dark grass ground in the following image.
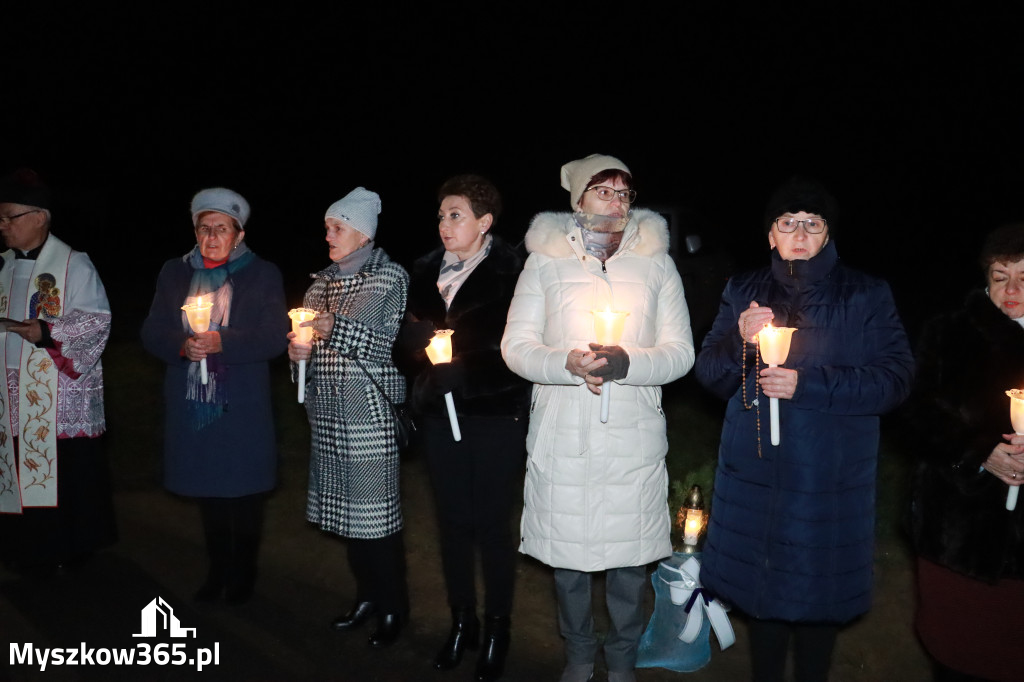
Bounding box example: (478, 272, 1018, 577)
(1, 341, 932, 681)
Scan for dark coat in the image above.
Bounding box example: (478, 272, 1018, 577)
(141, 253, 288, 498)
(400, 237, 531, 419)
(695, 240, 914, 623)
(904, 289, 1024, 582)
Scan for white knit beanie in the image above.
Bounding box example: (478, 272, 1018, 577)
(560, 154, 631, 210)
(191, 187, 250, 228)
(325, 187, 381, 239)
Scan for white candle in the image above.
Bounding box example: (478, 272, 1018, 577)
(426, 330, 461, 442)
(756, 324, 797, 446)
(181, 295, 214, 385)
(591, 309, 629, 423)
(1005, 390, 1024, 510)
(288, 308, 317, 403)
(683, 508, 704, 546)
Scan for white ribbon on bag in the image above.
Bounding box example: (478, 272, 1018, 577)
(658, 557, 736, 650)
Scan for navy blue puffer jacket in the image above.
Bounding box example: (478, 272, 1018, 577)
(695, 240, 913, 623)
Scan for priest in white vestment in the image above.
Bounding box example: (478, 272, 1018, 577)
(0, 169, 115, 572)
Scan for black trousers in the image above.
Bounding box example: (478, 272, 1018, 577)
(346, 531, 409, 615)
(747, 617, 839, 682)
(420, 415, 526, 616)
(0, 436, 117, 568)
(197, 493, 265, 593)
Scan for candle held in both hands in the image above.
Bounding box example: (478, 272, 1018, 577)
(756, 324, 797, 446)
(591, 309, 629, 424)
(182, 295, 214, 385)
(426, 330, 461, 441)
(1005, 389, 1024, 511)
(288, 308, 318, 403)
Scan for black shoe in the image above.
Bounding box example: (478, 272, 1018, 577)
(368, 613, 404, 648)
(331, 601, 376, 630)
(434, 607, 480, 670)
(474, 615, 510, 681)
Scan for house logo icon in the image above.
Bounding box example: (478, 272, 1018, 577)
(132, 597, 197, 638)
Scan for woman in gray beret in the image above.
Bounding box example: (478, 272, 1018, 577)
(288, 187, 411, 648)
(142, 187, 288, 605)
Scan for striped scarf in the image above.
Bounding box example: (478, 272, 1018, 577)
(182, 243, 254, 430)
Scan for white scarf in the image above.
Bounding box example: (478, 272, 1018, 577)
(437, 235, 492, 310)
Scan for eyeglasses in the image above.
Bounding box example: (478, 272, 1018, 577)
(585, 186, 637, 204)
(0, 209, 42, 226)
(774, 217, 827, 234)
(196, 225, 234, 238)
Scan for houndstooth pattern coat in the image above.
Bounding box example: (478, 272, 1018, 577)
(301, 248, 408, 539)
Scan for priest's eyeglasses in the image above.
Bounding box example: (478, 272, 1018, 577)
(774, 216, 827, 234)
(0, 209, 42, 226)
(585, 186, 637, 204)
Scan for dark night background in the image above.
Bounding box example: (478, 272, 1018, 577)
(4, 5, 1022, 343)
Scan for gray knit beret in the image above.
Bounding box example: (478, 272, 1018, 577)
(560, 154, 631, 210)
(325, 187, 381, 239)
(191, 187, 251, 229)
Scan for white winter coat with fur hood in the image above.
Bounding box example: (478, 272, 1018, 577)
(501, 209, 694, 571)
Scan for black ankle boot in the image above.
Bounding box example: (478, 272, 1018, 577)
(331, 600, 376, 630)
(474, 615, 510, 681)
(434, 607, 480, 670)
(368, 612, 405, 648)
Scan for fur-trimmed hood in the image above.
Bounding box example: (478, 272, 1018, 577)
(524, 209, 669, 260)
(502, 207, 694, 572)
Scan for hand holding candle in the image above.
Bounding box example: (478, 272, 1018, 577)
(288, 308, 318, 403)
(591, 309, 629, 423)
(756, 324, 797, 446)
(426, 329, 461, 441)
(181, 296, 213, 384)
(1005, 389, 1024, 510)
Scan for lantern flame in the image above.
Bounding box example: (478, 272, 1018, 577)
(426, 329, 455, 365)
(592, 309, 629, 346)
(756, 324, 797, 366)
(1007, 390, 1024, 435)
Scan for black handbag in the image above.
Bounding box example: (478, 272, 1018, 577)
(353, 358, 417, 452)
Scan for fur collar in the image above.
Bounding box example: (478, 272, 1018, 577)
(411, 235, 522, 278)
(963, 287, 1024, 344)
(524, 208, 669, 259)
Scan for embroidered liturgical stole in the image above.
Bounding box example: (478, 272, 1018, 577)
(0, 236, 71, 513)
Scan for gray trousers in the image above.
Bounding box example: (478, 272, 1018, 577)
(554, 565, 647, 672)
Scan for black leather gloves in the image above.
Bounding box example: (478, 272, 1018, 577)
(430, 360, 464, 395)
(399, 319, 436, 354)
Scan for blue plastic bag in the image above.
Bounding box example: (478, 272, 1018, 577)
(636, 553, 734, 673)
